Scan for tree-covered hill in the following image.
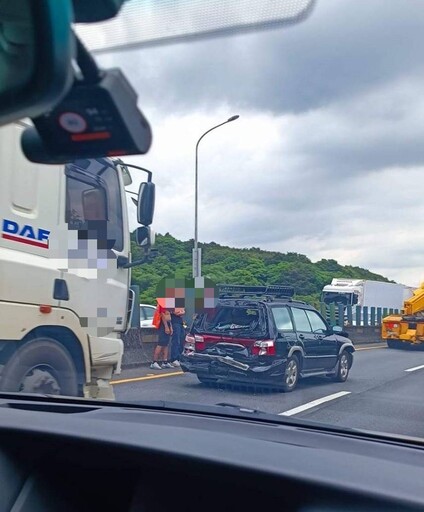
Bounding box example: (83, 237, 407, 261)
(131, 233, 391, 306)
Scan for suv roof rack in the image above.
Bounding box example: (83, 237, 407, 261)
(218, 284, 295, 301)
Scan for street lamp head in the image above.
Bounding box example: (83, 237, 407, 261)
(227, 115, 240, 122)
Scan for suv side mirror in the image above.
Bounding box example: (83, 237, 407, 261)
(137, 182, 155, 226)
(332, 325, 349, 338)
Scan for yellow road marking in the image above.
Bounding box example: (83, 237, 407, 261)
(111, 371, 184, 385)
(356, 345, 387, 351)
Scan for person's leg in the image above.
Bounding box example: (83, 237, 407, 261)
(178, 323, 185, 356)
(151, 325, 169, 369)
(163, 345, 169, 363)
(172, 324, 183, 366)
(150, 344, 163, 369)
(170, 325, 179, 362)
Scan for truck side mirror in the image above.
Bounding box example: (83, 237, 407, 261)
(137, 182, 155, 226)
(136, 226, 155, 248)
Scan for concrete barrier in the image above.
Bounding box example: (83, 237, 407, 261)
(344, 326, 383, 345)
(120, 326, 383, 369)
(121, 328, 158, 368)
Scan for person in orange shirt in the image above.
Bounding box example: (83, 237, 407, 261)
(150, 303, 174, 370)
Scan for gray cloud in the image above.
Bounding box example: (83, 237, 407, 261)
(99, 0, 424, 115)
(98, 0, 424, 285)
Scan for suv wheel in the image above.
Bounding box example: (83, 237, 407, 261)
(333, 350, 351, 382)
(282, 355, 299, 392)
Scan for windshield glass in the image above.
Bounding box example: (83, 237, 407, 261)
(66, 160, 124, 251)
(321, 292, 353, 306)
(3, 0, 424, 445)
(195, 305, 264, 337)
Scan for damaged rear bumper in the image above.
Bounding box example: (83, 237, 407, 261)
(180, 353, 288, 386)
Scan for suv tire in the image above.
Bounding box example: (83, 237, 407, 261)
(282, 355, 299, 392)
(332, 350, 351, 382)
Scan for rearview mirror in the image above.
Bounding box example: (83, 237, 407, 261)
(137, 182, 155, 226)
(0, 0, 74, 126)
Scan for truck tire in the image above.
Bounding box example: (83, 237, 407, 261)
(0, 338, 79, 396)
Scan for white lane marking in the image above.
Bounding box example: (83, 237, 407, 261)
(278, 391, 351, 417)
(404, 364, 424, 373)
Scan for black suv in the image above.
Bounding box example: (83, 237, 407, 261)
(180, 285, 355, 392)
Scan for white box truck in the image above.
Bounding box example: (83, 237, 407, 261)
(0, 124, 154, 399)
(321, 279, 414, 310)
(321, 278, 415, 325)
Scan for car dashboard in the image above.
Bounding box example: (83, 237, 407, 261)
(0, 395, 422, 512)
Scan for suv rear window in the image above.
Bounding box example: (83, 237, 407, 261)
(195, 305, 265, 337)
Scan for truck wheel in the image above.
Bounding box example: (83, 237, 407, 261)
(282, 355, 299, 392)
(332, 350, 351, 382)
(0, 338, 79, 396)
(387, 339, 400, 349)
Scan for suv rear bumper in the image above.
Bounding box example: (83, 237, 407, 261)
(180, 353, 288, 386)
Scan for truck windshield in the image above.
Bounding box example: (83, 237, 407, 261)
(321, 292, 353, 306)
(65, 161, 124, 252)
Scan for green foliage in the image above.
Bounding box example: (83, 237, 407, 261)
(131, 233, 391, 305)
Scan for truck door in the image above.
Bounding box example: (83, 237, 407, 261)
(60, 159, 130, 337)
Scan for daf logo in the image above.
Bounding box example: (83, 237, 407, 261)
(1, 219, 50, 249)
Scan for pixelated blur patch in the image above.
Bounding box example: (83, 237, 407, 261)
(156, 276, 218, 313)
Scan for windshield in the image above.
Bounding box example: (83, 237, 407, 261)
(2, 0, 424, 447)
(321, 292, 353, 306)
(66, 160, 124, 251)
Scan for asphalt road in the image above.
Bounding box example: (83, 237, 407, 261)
(113, 344, 424, 439)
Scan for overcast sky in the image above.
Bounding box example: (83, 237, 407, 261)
(95, 0, 424, 286)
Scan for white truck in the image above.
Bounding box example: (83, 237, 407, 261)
(321, 278, 414, 324)
(0, 124, 154, 399)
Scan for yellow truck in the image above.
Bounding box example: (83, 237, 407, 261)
(382, 283, 424, 348)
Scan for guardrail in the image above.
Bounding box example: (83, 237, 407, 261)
(319, 303, 400, 327)
(120, 318, 387, 370)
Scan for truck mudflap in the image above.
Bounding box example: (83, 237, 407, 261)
(180, 353, 287, 384)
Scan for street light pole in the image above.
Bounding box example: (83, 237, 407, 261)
(193, 115, 239, 278)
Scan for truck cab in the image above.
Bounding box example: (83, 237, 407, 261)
(0, 124, 153, 399)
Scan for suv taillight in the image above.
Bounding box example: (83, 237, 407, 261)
(252, 339, 275, 356)
(184, 334, 205, 354)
